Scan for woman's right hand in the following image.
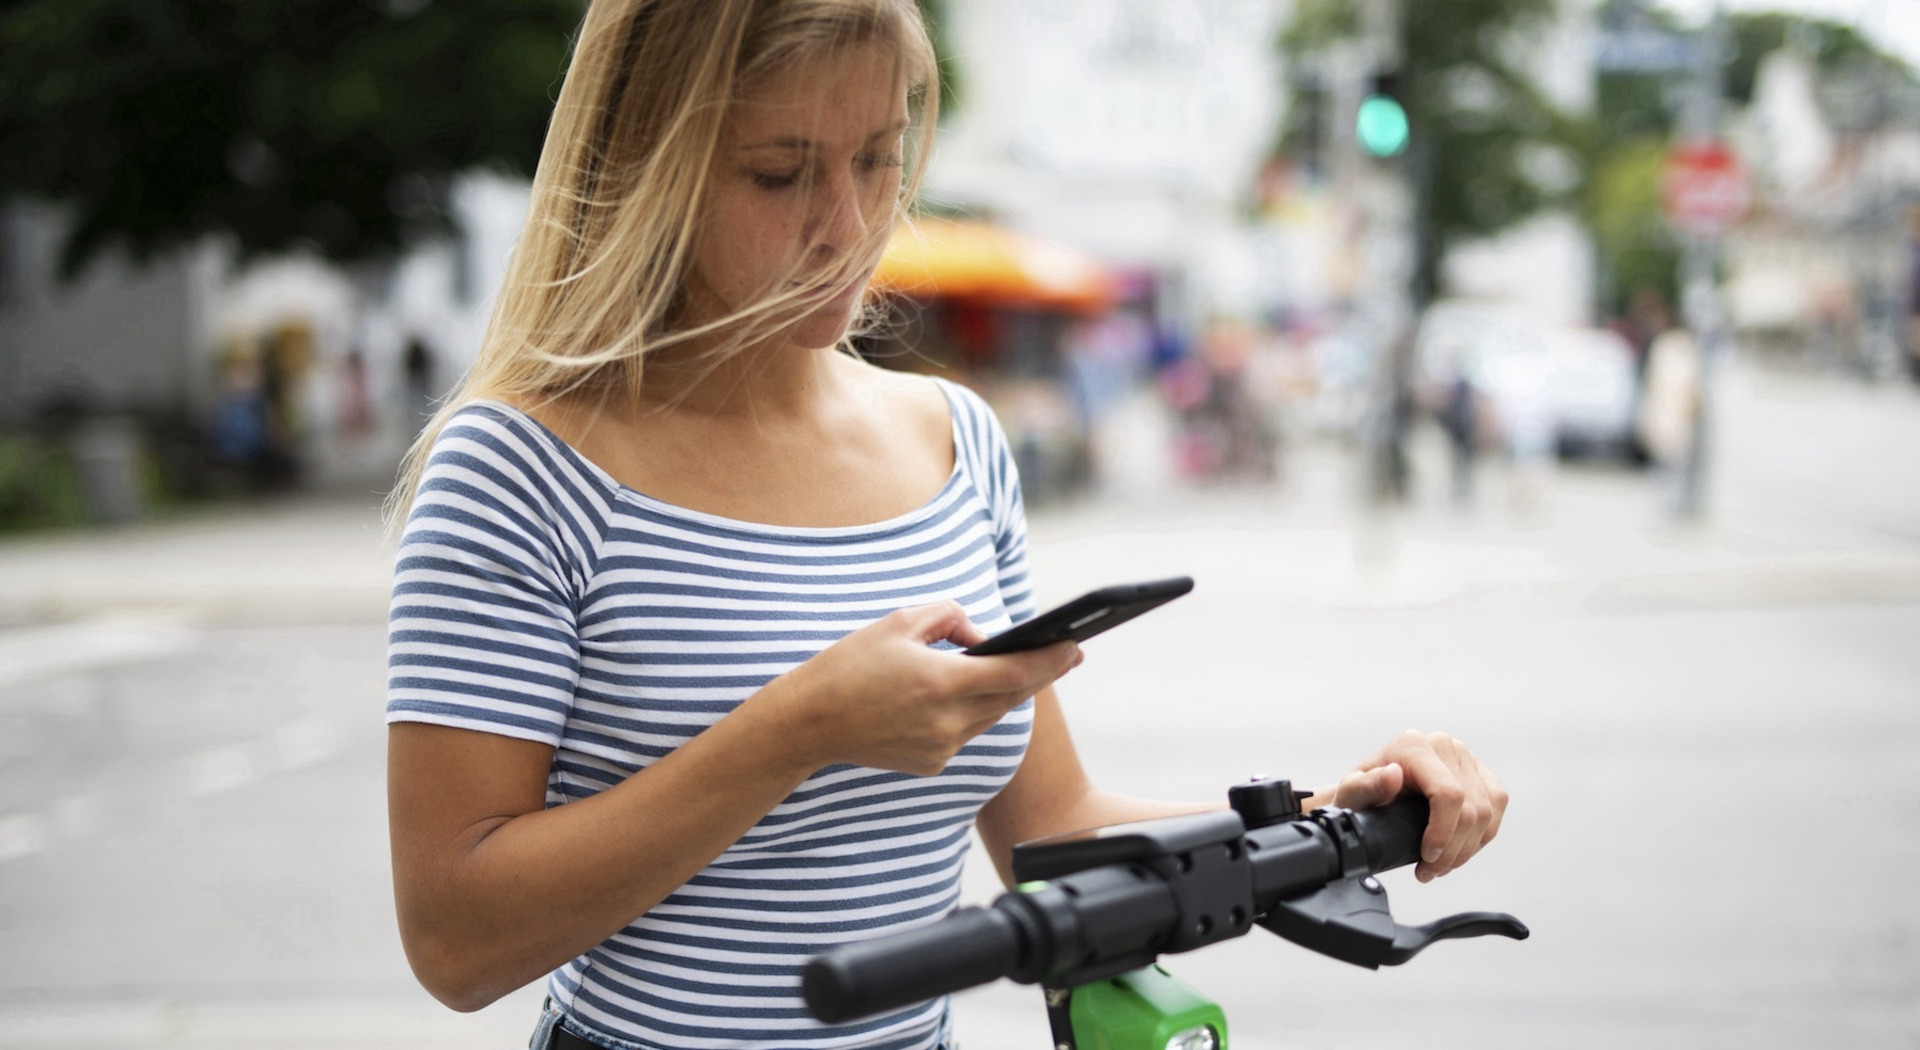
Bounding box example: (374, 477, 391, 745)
(757, 602, 1081, 776)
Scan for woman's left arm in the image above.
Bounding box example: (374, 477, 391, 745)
(975, 693, 1507, 887)
(974, 685, 1216, 888)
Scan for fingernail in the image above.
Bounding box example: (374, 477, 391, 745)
(1424, 845, 1442, 863)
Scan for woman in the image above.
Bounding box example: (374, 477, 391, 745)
(384, 2, 1507, 1048)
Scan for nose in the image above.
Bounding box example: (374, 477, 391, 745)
(806, 167, 871, 259)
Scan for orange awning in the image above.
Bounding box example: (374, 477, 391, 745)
(872, 217, 1116, 314)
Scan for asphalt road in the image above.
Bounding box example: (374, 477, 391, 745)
(1, 358, 1917, 1049)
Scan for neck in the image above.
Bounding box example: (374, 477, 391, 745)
(636, 336, 845, 421)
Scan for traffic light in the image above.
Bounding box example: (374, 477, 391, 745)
(1355, 73, 1409, 158)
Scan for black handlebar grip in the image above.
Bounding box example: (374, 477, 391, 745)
(1349, 795, 1431, 874)
(802, 905, 1024, 1024)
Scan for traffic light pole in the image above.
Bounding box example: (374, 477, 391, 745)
(1352, 0, 1416, 507)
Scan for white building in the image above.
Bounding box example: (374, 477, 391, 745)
(926, 0, 1288, 325)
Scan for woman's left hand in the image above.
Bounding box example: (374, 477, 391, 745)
(1318, 730, 1507, 883)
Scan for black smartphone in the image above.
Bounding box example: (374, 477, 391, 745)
(963, 576, 1193, 656)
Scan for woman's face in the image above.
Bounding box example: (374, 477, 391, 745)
(690, 41, 910, 351)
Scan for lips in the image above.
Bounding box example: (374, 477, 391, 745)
(792, 271, 868, 302)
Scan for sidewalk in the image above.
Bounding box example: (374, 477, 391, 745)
(0, 496, 396, 629)
(4, 410, 1917, 635)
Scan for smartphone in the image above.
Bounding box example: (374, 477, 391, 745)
(963, 576, 1193, 656)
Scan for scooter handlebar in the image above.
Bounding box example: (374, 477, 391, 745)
(803, 790, 1507, 1024)
(1348, 794, 1430, 874)
(802, 904, 1024, 1024)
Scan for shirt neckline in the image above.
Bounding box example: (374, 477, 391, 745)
(468, 379, 969, 538)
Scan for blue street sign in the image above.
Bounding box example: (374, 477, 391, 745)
(1597, 30, 1700, 73)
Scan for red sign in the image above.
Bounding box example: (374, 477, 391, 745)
(1663, 139, 1752, 236)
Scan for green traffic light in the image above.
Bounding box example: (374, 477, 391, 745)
(1356, 94, 1409, 157)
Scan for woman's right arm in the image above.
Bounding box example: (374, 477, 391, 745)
(388, 601, 1078, 1011)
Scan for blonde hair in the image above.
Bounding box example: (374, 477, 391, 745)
(385, 0, 939, 531)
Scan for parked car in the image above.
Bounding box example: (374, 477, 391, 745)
(1416, 301, 1640, 463)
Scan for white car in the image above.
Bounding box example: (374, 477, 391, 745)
(1417, 301, 1640, 460)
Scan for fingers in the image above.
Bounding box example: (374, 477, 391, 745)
(1474, 750, 1509, 850)
(1417, 733, 1500, 881)
(1428, 737, 1485, 878)
(951, 626, 1081, 689)
(1354, 730, 1505, 883)
(805, 604, 1088, 775)
(971, 641, 1080, 710)
(898, 601, 981, 645)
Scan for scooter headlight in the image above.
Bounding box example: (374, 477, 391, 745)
(1165, 1025, 1219, 1050)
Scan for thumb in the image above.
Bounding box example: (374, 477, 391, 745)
(910, 601, 987, 647)
(1334, 762, 1405, 809)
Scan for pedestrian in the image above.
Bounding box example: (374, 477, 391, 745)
(1905, 205, 1920, 383)
(400, 337, 437, 425)
(1637, 325, 1700, 467)
(381, 3, 1509, 1049)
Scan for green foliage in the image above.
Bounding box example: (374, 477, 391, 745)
(916, 0, 961, 119)
(0, 436, 86, 532)
(1277, 0, 1359, 55)
(0, 0, 585, 280)
(1582, 137, 1675, 310)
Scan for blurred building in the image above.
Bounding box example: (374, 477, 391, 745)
(927, 0, 1287, 326)
(0, 173, 527, 510)
(1722, 46, 1920, 375)
(0, 201, 220, 430)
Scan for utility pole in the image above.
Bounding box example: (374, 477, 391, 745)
(1673, 3, 1730, 520)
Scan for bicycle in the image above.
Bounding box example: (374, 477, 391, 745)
(803, 777, 1529, 1050)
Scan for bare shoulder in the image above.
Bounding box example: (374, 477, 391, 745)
(484, 387, 617, 450)
(839, 356, 953, 451)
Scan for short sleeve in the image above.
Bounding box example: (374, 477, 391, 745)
(385, 407, 590, 745)
(938, 379, 1038, 626)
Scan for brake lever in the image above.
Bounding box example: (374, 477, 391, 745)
(1258, 871, 1530, 969)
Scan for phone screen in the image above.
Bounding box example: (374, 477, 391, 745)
(962, 576, 1193, 656)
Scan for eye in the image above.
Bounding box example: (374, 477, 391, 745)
(750, 169, 803, 190)
(857, 152, 905, 174)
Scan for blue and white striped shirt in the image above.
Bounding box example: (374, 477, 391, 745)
(387, 376, 1037, 1049)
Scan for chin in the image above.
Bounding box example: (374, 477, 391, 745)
(784, 301, 862, 350)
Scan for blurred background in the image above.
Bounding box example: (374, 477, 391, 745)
(1, 0, 1917, 1047)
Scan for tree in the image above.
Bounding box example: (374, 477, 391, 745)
(1581, 0, 1688, 315)
(916, 0, 961, 119)
(1276, 0, 1581, 306)
(0, 0, 585, 280)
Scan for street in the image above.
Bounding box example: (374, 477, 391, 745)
(2, 357, 1918, 1049)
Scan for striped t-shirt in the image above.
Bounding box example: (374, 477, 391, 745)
(386, 376, 1038, 1050)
